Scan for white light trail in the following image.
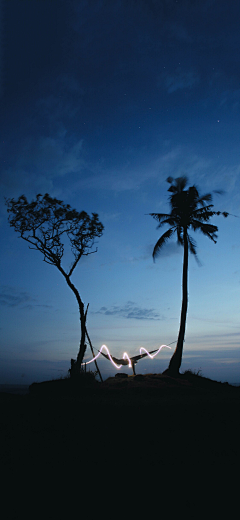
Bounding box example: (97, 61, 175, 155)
(82, 345, 130, 369)
(82, 344, 171, 370)
(139, 345, 171, 359)
(122, 352, 132, 368)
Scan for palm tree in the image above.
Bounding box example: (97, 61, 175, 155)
(149, 176, 228, 376)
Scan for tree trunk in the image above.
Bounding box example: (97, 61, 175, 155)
(61, 272, 102, 379)
(166, 229, 188, 376)
(58, 270, 88, 374)
(75, 299, 88, 370)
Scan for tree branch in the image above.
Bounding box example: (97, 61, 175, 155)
(68, 252, 83, 277)
(68, 247, 98, 277)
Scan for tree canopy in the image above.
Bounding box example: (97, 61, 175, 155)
(5, 193, 104, 276)
(150, 176, 229, 262)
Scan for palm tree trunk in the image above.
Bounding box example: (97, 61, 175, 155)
(167, 228, 188, 375)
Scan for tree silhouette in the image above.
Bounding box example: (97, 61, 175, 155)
(5, 193, 104, 379)
(149, 176, 229, 376)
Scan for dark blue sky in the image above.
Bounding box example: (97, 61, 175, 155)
(1, 0, 240, 384)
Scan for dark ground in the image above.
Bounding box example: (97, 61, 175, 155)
(1, 371, 239, 513)
(1, 371, 240, 471)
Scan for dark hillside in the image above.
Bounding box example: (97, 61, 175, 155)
(1, 372, 240, 477)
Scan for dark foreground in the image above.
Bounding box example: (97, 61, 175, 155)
(1, 371, 240, 509)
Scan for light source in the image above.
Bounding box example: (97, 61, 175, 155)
(82, 344, 171, 374)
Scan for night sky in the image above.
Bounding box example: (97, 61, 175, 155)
(0, 0, 240, 384)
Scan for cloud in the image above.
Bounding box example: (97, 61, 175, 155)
(0, 285, 52, 310)
(1, 134, 85, 198)
(18, 134, 84, 178)
(220, 89, 240, 111)
(95, 301, 164, 320)
(0, 286, 35, 308)
(162, 67, 199, 93)
(69, 144, 214, 195)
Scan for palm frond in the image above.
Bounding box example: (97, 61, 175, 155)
(152, 227, 175, 261)
(215, 211, 230, 218)
(213, 189, 225, 195)
(176, 226, 184, 246)
(149, 212, 178, 229)
(157, 217, 178, 229)
(190, 219, 206, 231)
(192, 204, 215, 220)
(186, 185, 200, 210)
(187, 234, 197, 255)
(191, 220, 218, 243)
(149, 212, 171, 222)
(175, 176, 188, 192)
(197, 192, 212, 206)
(188, 234, 202, 265)
(167, 176, 188, 194)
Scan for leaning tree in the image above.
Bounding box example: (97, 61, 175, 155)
(5, 193, 104, 379)
(149, 176, 229, 376)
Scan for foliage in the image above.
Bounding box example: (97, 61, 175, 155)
(5, 193, 104, 276)
(150, 176, 228, 262)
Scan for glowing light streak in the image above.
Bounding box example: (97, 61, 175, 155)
(122, 352, 132, 368)
(82, 344, 171, 370)
(139, 345, 171, 359)
(83, 345, 121, 369)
